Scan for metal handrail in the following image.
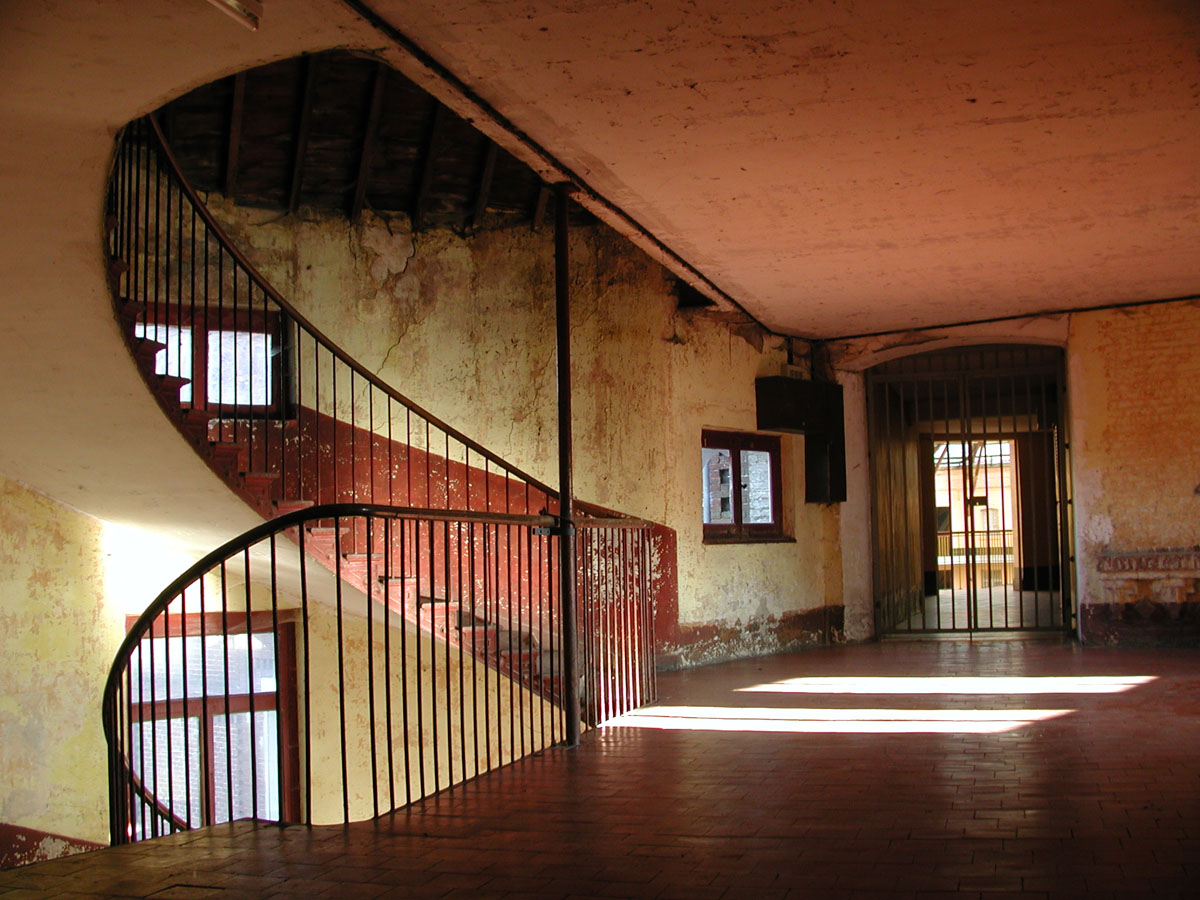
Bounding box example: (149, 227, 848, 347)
(137, 114, 558, 502)
(103, 117, 662, 844)
(102, 502, 553, 735)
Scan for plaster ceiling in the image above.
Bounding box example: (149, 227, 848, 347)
(363, 0, 1200, 338)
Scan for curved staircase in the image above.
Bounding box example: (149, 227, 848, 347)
(107, 116, 584, 698)
(102, 114, 669, 843)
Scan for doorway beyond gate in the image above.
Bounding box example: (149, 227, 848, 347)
(867, 345, 1073, 636)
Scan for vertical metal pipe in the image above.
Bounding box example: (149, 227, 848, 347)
(554, 183, 580, 745)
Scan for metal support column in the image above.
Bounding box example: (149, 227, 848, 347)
(554, 182, 580, 745)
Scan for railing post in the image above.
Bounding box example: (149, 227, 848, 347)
(554, 182, 580, 745)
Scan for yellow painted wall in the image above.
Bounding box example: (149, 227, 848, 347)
(1069, 300, 1200, 611)
(209, 202, 842, 664)
(302, 592, 560, 825)
(0, 475, 193, 846)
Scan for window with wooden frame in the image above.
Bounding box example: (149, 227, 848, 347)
(701, 429, 786, 543)
(133, 308, 288, 415)
(124, 611, 300, 836)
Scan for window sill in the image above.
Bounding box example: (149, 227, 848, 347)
(702, 533, 796, 546)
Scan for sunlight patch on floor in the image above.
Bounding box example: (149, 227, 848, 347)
(610, 704, 1073, 734)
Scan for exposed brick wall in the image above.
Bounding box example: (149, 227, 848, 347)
(1071, 301, 1200, 645)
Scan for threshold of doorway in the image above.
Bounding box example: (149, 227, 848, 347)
(881, 630, 1073, 644)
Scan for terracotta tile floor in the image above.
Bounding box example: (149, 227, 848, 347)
(3, 638, 1198, 898)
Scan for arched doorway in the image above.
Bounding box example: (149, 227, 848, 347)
(867, 345, 1073, 635)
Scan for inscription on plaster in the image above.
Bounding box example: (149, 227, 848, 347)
(1097, 550, 1200, 574)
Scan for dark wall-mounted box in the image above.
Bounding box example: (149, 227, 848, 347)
(755, 376, 846, 503)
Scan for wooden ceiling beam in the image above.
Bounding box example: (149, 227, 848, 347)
(288, 55, 319, 214)
(532, 184, 550, 231)
(224, 71, 246, 198)
(411, 102, 446, 231)
(350, 62, 388, 222)
(469, 142, 498, 232)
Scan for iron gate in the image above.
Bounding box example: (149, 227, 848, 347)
(867, 345, 1073, 635)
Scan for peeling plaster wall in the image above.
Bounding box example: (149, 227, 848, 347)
(1068, 301, 1200, 645)
(207, 204, 843, 666)
(0, 476, 170, 853)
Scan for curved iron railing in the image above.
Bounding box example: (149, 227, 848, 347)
(103, 504, 655, 845)
(102, 504, 558, 844)
(103, 117, 661, 844)
(107, 116, 555, 520)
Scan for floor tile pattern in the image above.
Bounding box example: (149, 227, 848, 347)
(2, 638, 1197, 898)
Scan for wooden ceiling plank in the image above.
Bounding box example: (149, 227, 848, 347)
(412, 102, 446, 230)
(351, 62, 388, 222)
(224, 71, 246, 198)
(470, 141, 498, 232)
(288, 55, 320, 214)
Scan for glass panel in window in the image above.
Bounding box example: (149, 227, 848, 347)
(212, 710, 280, 823)
(740, 449, 774, 524)
(133, 323, 193, 402)
(129, 632, 277, 702)
(130, 715, 203, 832)
(701, 447, 734, 524)
(208, 330, 272, 405)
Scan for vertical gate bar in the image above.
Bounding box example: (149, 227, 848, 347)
(269, 534, 282, 823)
(925, 375, 937, 630)
(457, 519, 467, 786)
(469, 521, 479, 777)
(945, 377, 959, 631)
(399, 518, 412, 808)
(219, 561, 233, 824)
(334, 518, 349, 823)
(180, 578, 192, 828)
(1025, 370, 1042, 625)
(432, 518, 441, 794)
(244, 548, 258, 822)
(415, 519, 426, 799)
(146, 616, 159, 838)
(998, 376, 1012, 629)
(880, 379, 894, 632)
(536, 523, 546, 747)
(1054, 358, 1074, 633)
(198, 577, 210, 827)
(164, 599, 175, 830)
(366, 517, 379, 818)
(482, 523, 493, 769)
(962, 375, 976, 633)
(1038, 369, 1055, 629)
(517, 523, 527, 758)
(977, 376, 993, 629)
(507, 523, 515, 757)
(443, 518, 452, 785)
(298, 524, 312, 824)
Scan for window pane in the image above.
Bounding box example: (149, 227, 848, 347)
(133, 323, 193, 402)
(130, 715, 203, 834)
(212, 710, 280, 823)
(701, 447, 733, 524)
(208, 330, 272, 405)
(740, 449, 774, 524)
(129, 632, 277, 701)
